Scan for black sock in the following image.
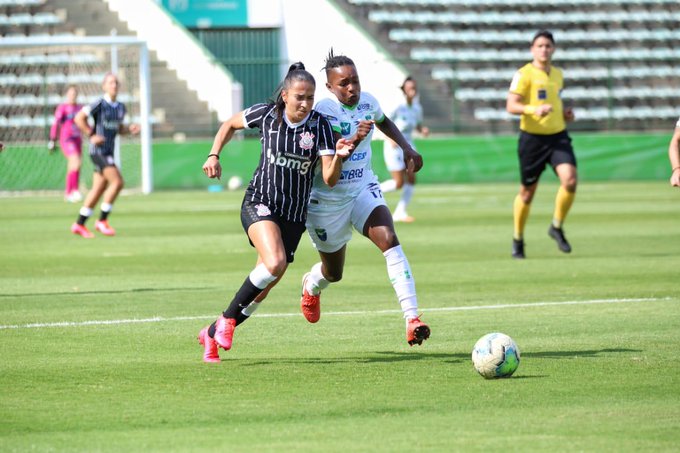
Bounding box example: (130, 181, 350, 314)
(77, 214, 89, 226)
(223, 277, 262, 319)
(99, 210, 110, 221)
(207, 277, 262, 338)
(235, 312, 250, 326)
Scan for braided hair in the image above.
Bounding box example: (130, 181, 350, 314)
(323, 48, 355, 77)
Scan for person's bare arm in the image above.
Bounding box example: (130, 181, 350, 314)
(202, 111, 246, 180)
(668, 127, 680, 187)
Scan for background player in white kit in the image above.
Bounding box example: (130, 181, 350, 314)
(380, 76, 429, 223)
(300, 50, 430, 346)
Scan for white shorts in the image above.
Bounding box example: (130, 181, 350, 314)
(383, 141, 405, 172)
(306, 182, 387, 253)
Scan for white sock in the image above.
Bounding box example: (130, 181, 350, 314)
(380, 179, 397, 193)
(100, 202, 113, 213)
(395, 183, 414, 216)
(249, 263, 277, 289)
(79, 206, 93, 217)
(383, 245, 418, 319)
(305, 262, 329, 296)
(241, 301, 260, 317)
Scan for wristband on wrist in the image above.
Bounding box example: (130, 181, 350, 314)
(207, 153, 220, 159)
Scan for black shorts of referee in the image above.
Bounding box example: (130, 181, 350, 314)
(240, 198, 306, 263)
(517, 130, 576, 186)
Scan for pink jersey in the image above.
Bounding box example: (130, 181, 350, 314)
(50, 103, 83, 144)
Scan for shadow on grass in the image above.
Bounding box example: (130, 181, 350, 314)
(523, 348, 641, 358)
(0, 287, 215, 298)
(238, 348, 641, 367)
(240, 351, 461, 366)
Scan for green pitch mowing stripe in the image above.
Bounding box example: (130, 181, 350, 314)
(0, 182, 679, 452)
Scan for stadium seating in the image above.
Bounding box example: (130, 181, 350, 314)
(335, 0, 680, 132)
(0, 0, 220, 140)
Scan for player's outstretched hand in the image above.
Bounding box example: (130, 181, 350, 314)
(203, 155, 222, 180)
(128, 124, 141, 135)
(335, 138, 354, 159)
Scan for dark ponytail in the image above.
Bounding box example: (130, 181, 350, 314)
(274, 62, 315, 125)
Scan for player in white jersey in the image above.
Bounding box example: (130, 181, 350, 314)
(380, 76, 430, 222)
(668, 116, 680, 187)
(300, 50, 431, 346)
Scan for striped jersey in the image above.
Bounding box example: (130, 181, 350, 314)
(312, 92, 384, 203)
(242, 103, 336, 223)
(81, 94, 126, 156)
(510, 63, 565, 135)
(50, 103, 83, 143)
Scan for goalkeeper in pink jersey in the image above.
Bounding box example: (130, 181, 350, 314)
(49, 85, 84, 203)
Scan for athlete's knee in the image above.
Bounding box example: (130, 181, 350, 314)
(371, 227, 399, 251)
(563, 177, 577, 193)
(519, 189, 535, 204)
(261, 256, 287, 277)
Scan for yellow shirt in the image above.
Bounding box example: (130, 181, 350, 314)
(510, 62, 565, 135)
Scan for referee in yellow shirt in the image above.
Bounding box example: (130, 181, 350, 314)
(506, 30, 577, 259)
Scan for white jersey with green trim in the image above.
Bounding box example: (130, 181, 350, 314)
(311, 91, 384, 203)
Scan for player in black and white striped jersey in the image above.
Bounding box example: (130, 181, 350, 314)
(71, 73, 140, 238)
(197, 62, 354, 362)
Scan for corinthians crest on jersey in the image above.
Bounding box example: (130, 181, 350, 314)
(299, 131, 315, 150)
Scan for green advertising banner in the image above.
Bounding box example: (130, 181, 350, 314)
(161, 0, 247, 27)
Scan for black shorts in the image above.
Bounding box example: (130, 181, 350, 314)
(240, 198, 306, 263)
(90, 153, 117, 173)
(517, 130, 576, 186)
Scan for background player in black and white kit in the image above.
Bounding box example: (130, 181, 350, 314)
(71, 73, 140, 238)
(197, 62, 353, 363)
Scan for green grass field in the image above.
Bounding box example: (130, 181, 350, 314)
(1, 182, 679, 452)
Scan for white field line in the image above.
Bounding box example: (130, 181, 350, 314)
(0, 297, 672, 331)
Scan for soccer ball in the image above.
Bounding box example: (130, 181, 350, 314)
(227, 175, 243, 191)
(471, 332, 520, 379)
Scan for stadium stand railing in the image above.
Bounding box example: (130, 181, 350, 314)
(335, 0, 680, 132)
